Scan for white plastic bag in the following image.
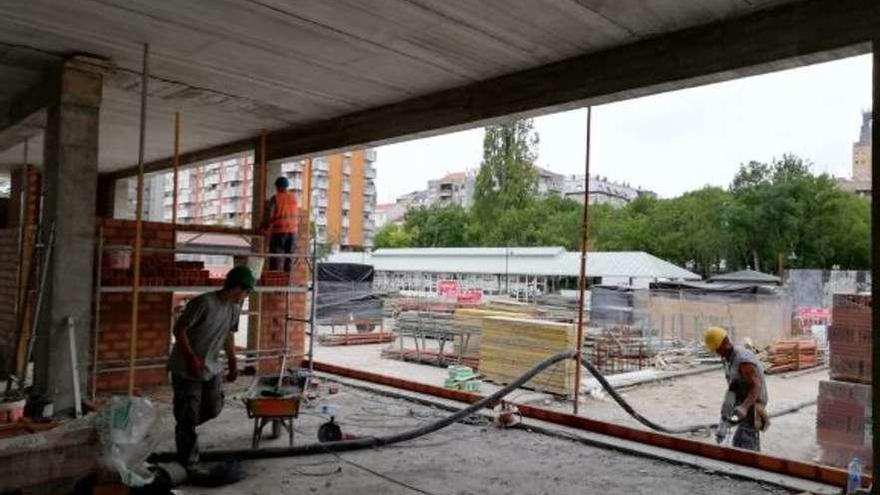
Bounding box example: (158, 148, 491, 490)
(97, 396, 164, 487)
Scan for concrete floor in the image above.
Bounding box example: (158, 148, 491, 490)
(313, 340, 825, 465)
(151, 381, 792, 495)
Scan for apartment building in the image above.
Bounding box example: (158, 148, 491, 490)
(838, 111, 873, 198)
(563, 174, 655, 207)
(122, 149, 378, 248)
(280, 149, 378, 248)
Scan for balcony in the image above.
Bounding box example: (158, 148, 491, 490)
(313, 161, 329, 172)
(222, 187, 243, 199)
(221, 203, 241, 214)
(315, 216, 327, 226)
(343, 182, 350, 193)
(365, 166, 376, 179)
(314, 197, 328, 208)
(364, 149, 377, 162)
(342, 201, 350, 210)
(204, 189, 220, 201)
(342, 218, 350, 228)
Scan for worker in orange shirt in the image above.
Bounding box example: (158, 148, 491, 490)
(263, 176, 299, 271)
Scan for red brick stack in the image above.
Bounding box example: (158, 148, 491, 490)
(257, 266, 308, 375)
(816, 294, 872, 470)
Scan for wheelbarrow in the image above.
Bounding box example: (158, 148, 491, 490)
(243, 369, 309, 448)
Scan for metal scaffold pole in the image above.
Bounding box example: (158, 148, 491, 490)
(573, 106, 592, 415)
(308, 235, 318, 373)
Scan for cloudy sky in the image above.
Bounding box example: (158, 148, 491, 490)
(373, 54, 872, 203)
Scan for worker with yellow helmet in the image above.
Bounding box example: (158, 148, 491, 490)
(704, 326, 769, 451)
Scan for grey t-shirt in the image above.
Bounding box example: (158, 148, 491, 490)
(168, 291, 241, 381)
(723, 345, 769, 406)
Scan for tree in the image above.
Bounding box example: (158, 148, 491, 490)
(402, 204, 472, 247)
(725, 154, 869, 271)
(472, 119, 539, 234)
(373, 223, 412, 248)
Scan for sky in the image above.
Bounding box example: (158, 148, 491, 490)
(373, 54, 873, 202)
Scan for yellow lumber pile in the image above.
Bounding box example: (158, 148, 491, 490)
(486, 299, 545, 317)
(480, 316, 575, 397)
(453, 308, 527, 359)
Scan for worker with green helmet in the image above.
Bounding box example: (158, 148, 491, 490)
(704, 326, 769, 451)
(167, 265, 256, 466)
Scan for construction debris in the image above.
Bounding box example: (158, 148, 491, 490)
(319, 332, 395, 346)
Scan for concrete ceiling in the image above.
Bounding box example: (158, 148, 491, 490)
(0, 0, 802, 172)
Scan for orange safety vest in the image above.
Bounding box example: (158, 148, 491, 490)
(270, 191, 298, 234)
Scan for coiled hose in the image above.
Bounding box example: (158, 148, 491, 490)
(150, 350, 814, 462)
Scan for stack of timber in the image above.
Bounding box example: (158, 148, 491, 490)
(485, 298, 545, 317)
(451, 308, 527, 359)
(763, 338, 820, 374)
(480, 316, 575, 397)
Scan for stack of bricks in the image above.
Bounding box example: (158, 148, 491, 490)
(816, 293, 872, 470)
(94, 218, 175, 393)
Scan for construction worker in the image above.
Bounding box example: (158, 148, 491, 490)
(167, 266, 255, 466)
(704, 326, 769, 451)
(263, 176, 299, 272)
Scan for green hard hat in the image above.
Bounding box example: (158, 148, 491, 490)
(225, 266, 256, 290)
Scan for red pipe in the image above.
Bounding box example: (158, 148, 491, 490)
(307, 360, 856, 488)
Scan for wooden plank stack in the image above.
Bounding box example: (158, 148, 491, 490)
(816, 293, 872, 471)
(763, 338, 820, 374)
(480, 316, 575, 397)
(452, 308, 527, 359)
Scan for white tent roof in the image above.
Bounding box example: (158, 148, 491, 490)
(326, 247, 700, 280)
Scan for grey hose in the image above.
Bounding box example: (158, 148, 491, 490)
(150, 349, 810, 462)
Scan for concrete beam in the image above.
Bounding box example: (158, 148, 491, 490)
(0, 55, 112, 155)
(31, 59, 103, 416)
(106, 0, 880, 178)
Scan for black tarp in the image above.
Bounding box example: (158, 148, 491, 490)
(315, 262, 383, 326)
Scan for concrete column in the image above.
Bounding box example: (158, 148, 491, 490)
(32, 60, 102, 415)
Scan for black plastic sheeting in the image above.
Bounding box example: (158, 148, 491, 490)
(315, 263, 383, 325)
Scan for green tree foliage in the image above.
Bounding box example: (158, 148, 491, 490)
(726, 154, 869, 271)
(373, 223, 413, 248)
(472, 119, 539, 228)
(403, 204, 472, 247)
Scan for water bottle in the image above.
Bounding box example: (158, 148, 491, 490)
(846, 457, 862, 494)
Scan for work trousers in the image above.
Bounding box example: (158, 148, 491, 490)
(172, 373, 224, 465)
(269, 233, 296, 272)
(732, 423, 760, 451)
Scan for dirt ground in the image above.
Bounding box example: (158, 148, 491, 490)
(150, 381, 793, 495)
(312, 339, 826, 465)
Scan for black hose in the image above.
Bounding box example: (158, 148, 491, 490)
(151, 349, 578, 462)
(149, 349, 810, 462)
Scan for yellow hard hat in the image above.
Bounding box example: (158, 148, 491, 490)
(704, 326, 728, 353)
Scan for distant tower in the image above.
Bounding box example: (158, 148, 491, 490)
(852, 111, 872, 181)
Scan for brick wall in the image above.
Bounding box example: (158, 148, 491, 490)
(93, 218, 176, 393)
(0, 229, 19, 376)
(0, 166, 40, 378)
(817, 293, 873, 471)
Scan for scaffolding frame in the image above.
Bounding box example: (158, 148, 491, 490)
(90, 226, 318, 401)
